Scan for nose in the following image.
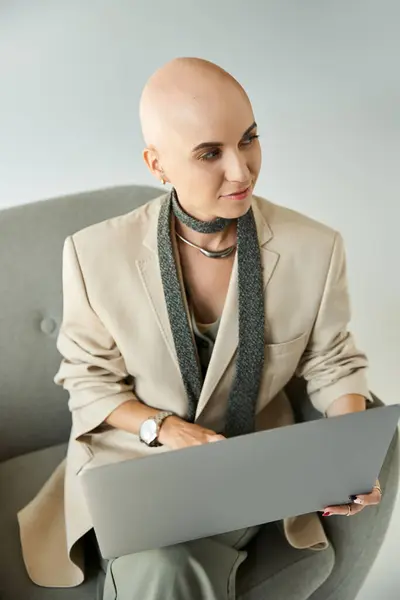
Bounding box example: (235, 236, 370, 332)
(223, 150, 251, 184)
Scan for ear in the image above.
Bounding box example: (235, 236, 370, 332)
(142, 147, 169, 184)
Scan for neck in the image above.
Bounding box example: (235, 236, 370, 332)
(171, 188, 237, 252)
(174, 219, 237, 252)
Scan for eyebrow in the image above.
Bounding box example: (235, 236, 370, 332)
(191, 121, 257, 153)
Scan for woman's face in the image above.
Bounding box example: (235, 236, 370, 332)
(144, 83, 262, 222)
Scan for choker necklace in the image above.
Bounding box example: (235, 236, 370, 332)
(175, 231, 237, 259)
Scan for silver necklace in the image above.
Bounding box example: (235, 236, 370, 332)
(175, 231, 237, 259)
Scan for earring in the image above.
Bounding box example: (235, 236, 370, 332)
(161, 178, 166, 185)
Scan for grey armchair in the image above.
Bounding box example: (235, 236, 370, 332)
(0, 185, 398, 600)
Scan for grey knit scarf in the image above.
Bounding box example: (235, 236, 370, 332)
(157, 189, 265, 437)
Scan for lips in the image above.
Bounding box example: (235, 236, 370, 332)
(228, 185, 250, 196)
(222, 185, 252, 200)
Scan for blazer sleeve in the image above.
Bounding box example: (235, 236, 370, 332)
(54, 236, 137, 440)
(295, 231, 372, 415)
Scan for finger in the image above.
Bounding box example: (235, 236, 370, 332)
(209, 435, 225, 443)
(321, 503, 363, 517)
(349, 488, 381, 506)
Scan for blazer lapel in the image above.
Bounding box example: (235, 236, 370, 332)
(136, 196, 196, 380)
(136, 197, 182, 377)
(194, 198, 279, 418)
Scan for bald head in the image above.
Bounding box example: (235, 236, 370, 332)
(139, 57, 249, 148)
(139, 58, 261, 223)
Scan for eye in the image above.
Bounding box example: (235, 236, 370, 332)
(240, 134, 260, 147)
(199, 149, 221, 161)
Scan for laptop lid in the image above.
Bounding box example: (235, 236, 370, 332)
(80, 404, 400, 559)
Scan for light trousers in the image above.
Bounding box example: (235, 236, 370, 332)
(99, 524, 335, 600)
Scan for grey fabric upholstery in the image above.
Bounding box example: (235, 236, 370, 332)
(0, 444, 97, 599)
(240, 378, 400, 600)
(237, 523, 335, 600)
(0, 185, 398, 600)
(0, 185, 162, 462)
(309, 431, 398, 600)
(286, 379, 400, 600)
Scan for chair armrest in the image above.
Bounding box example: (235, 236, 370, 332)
(285, 376, 384, 423)
(308, 426, 399, 600)
(243, 378, 399, 600)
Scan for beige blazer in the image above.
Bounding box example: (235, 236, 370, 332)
(18, 193, 370, 588)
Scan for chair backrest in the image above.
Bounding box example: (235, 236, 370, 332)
(0, 185, 161, 461)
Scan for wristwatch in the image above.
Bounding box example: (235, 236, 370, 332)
(139, 411, 175, 447)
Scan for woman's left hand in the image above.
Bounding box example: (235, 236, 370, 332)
(321, 485, 382, 517)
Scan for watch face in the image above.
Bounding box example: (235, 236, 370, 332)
(140, 419, 158, 445)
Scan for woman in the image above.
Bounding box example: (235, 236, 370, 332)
(18, 58, 382, 600)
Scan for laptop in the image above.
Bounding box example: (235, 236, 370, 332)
(80, 404, 400, 559)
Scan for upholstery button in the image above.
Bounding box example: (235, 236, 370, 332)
(40, 318, 57, 335)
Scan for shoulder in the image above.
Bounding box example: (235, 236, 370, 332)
(253, 195, 339, 257)
(69, 193, 167, 255)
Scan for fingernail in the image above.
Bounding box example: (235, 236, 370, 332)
(322, 512, 331, 516)
(349, 495, 357, 501)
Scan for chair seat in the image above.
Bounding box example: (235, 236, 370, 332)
(0, 444, 97, 600)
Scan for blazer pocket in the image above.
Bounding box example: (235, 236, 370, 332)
(262, 333, 309, 402)
(265, 332, 309, 358)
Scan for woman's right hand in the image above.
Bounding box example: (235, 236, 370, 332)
(158, 416, 225, 450)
